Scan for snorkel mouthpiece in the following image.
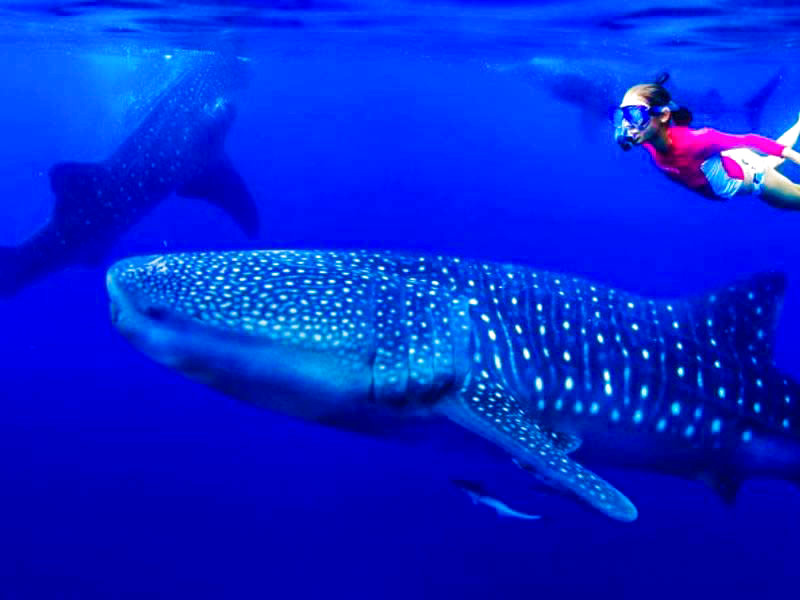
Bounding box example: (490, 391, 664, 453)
(615, 126, 634, 151)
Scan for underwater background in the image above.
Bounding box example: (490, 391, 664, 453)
(1, 1, 799, 598)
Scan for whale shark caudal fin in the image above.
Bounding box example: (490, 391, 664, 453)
(744, 70, 783, 132)
(438, 379, 638, 522)
(176, 155, 259, 239)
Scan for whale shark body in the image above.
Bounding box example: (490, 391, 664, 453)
(0, 51, 259, 296)
(106, 249, 800, 521)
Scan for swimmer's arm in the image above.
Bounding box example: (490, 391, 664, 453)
(781, 147, 800, 165)
(693, 128, 786, 157)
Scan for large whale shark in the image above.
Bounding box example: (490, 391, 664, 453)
(106, 249, 800, 521)
(0, 51, 259, 296)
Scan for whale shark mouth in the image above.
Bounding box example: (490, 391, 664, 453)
(106, 253, 282, 369)
(108, 256, 176, 326)
(107, 258, 194, 371)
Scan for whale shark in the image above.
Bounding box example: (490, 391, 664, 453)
(106, 249, 800, 521)
(504, 57, 782, 135)
(0, 51, 259, 296)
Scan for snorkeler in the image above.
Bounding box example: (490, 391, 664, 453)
(613, 76, 800, 209)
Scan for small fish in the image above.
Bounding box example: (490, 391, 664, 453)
(452, 479, 541, 521)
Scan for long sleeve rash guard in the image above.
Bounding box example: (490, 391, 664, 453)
(643, 126, 785, 198)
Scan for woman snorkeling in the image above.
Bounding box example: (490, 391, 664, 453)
(613, 75, 800, 208)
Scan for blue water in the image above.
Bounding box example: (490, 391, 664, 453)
(1, 1, 799, 598)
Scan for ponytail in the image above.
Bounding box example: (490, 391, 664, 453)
(670, 105, 693, 126)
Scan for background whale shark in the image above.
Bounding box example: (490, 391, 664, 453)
(106, 249, 800, 522)
(0, 50, 259, 297)
(502, 56, 783, 135)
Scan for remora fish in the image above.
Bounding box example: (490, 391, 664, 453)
(453, 479, 541, 520)
(0, 51, 259, 296)
(106, 249, 800, 521)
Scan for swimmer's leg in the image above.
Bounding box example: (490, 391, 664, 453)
(759, 168, 800, 209)
(764, 112, 800, 170)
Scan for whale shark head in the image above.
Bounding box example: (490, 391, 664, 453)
(106, 251, 378, 423)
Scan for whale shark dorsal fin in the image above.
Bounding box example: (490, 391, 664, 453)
(176, 154, 259, 239)
(690, 271, 786, 361)
(439, 380, 637, 522)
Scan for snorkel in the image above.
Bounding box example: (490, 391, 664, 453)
(612, 101, 679, 151)
(615, 126, 635, 151)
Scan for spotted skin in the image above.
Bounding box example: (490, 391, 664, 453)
(107, 249, 800, 521)
(0, 51, 258, 297)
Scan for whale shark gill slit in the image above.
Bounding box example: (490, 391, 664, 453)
(687, 271, 785, 362)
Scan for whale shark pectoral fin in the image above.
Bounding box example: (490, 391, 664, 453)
(439, 382, 637, 522)
(176, 155, 259, 239)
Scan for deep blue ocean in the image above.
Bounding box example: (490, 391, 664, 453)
(1, 1, 799, 598)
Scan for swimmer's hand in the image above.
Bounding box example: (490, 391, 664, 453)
(781, 146, 800, 166)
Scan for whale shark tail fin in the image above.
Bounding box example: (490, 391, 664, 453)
(744, 70, 783, 132)
(176, 154, 260, 239)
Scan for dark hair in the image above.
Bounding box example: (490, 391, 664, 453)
(627, 75, 693, 126)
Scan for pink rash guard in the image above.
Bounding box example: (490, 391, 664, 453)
(643, 126, 785, 198)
